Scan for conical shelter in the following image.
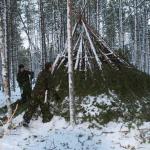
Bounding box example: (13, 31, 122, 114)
(52, 16, 129, 73)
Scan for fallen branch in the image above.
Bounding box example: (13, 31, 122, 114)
(6, 104, 18, 124)
(102, 131, 115, 134)
(0, 104, 19, 138)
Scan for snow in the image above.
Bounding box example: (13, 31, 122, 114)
(0, 114, 149, 150)
(0, 90, 150, 150)
(0, 88, 21, 108)
(81, 95, 114, 116)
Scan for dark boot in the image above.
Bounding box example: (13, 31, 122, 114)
(23, 101, 37, 125)
(40, 101, 53, 123)
(42, 114, 53, 123)
(22, 119, 29, 127)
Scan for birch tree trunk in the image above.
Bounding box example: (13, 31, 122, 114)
(67, 0, 76, 125)
(0, 0, 12, 121)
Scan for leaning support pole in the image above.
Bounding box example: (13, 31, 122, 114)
(67, 0, 76, 125)
(82, 20, 102, 70)
(75, 34, 82, 70)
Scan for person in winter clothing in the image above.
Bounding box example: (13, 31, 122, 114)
(17, 64, 34, 102)
(23, 62, 54, 126)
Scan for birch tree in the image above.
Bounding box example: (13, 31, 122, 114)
(0, 0, 12, 123)
(67, 0, 76, 125)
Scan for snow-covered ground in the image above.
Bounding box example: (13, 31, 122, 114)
(0, 90, 150, 150)
(0, 115, 149, 150)
(0, 88, 21, 108)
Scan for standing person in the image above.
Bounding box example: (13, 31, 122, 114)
(23, 62, 54, 127)
(17, 64, 34, 102)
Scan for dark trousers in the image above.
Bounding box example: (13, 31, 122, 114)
(21, 84, 32, 102)
(23, 95, 53, 123)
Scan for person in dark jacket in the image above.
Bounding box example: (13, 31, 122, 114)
(17, 64, 34, 102)
(23, 62, 54, 126)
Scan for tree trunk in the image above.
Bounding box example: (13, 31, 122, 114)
(67, 0, 76, 125)
(133, 0, 138, 66)
(39, 0, 47, 68)
(119, 0, 124, 50)
(0, 0, 12, 121)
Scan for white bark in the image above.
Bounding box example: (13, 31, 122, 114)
(67, 0, 75, 125)
(79, 35, 83, 71)
(75, 35, 82, 70)
(0, 0, 12, 121)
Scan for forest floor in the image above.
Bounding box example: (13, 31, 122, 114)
(0, 90, 150, 150)
(0, 88, 20, 107)
(0, 115, 149, 150)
